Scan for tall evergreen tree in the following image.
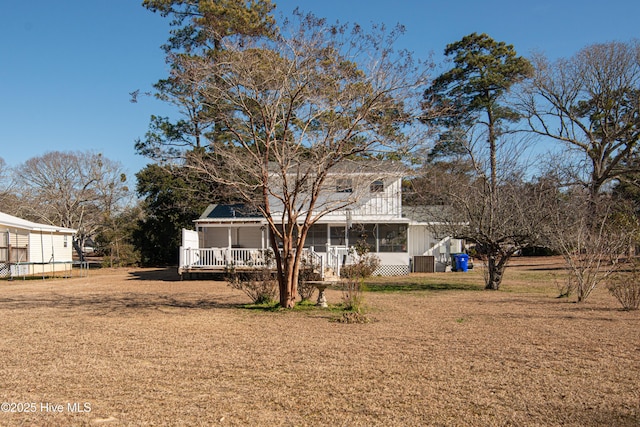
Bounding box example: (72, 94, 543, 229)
(422, 33, 535, 290)
(136, 0, 277, 162)
(134, 1, 277, 264)
(134, 164, 235, 265)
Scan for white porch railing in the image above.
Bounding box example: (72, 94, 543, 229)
(326, 246, 352, 278)
(179, 247, 326, 276)
(301, 248, 325, 278)
(180, 247, 274, 269)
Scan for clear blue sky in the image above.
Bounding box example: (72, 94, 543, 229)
(1, 0, 638, 179)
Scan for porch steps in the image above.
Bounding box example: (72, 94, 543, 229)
(322, 267, 341, 282)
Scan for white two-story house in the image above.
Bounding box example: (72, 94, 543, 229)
(178, 161, 462, 277)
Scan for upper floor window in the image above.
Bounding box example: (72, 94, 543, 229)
(336, 178, 353, 193)
(370, 180, 384, 193)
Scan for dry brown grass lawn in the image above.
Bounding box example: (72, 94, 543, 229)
(0, 257, 638, 426)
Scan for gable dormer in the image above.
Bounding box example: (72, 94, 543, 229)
(311, 160, 406, 220)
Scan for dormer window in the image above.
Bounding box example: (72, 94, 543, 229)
(370, 180, 384, 193)
(336, 178, 353, 193)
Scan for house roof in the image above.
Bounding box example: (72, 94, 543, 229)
(0, 211, 76, 234)
(269, 159, 408, 176)
(198, 204, 263, 220)
(325, 160, 408, 175)
(402, 205, 455, 223)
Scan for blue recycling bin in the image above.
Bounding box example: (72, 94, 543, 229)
(454, 254, 469, 272)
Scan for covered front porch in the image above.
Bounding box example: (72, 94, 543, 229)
(178, 219, 411, 277)
(178, 223, 327, 277)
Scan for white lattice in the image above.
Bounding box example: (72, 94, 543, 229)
(373, 265, 409, 276)
(0, 263, 9, 278)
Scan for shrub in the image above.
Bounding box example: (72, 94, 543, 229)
(608, 260, 640, 310)
(554, 272, 576, 299)
(608, 281, 640, 310)
(340, 244, 380, 313)
(297, 258, 321, 302)
(226, 267, 277, 304)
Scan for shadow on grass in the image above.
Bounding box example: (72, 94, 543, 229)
(240, 299, 345, 313)
(127, 268, 184, 282)
(364, 281, 484, 293)
(524, 266, 567, 272)
(0, 292, 239, 313)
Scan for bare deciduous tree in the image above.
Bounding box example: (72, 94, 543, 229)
(420, 150, 551, 290)
(14, 151, 130, 257)
(544, 189, 638, 302)
(172, 12, 430, 307)
(521, 40, 640, 200)
(520, 41, 640, 302)
(0, 157, 17, 211)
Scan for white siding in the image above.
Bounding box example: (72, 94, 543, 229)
(182, 229, 199, 249)
(6, 229, 29, 248)
(353, 178, 402, 217)
(0, 229, 29, 262)
(408, 225, 432, 257)
(28, 232, 73, 263)
(0, 214, 75, 277)
(376, 252, 409, 266)
(270, 175, 405, 222)
(408, 225, 464, 257)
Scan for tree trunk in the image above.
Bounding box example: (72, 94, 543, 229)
(278, 251, 298, 308)
(485, 253, 509, 290)
(273, 235, 299, 309)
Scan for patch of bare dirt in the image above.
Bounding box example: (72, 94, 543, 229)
(0, 261, 638, 426)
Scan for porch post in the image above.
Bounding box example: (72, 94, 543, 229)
(344, 225, 348, 249)
(6, 230, 11, 264)
(227, 227, 233, 263)
(326, 224, 330, 249)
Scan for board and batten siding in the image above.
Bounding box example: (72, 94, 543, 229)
(321, 176, 403, 221)
(408, 225, 434, 257)
(353, 178, 402, 217)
